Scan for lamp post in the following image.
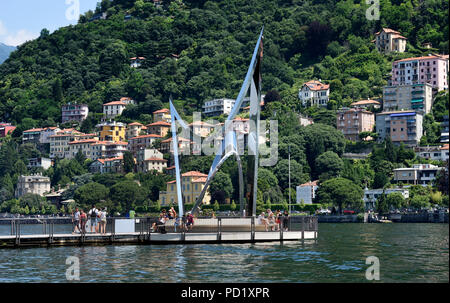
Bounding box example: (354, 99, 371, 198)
(288, 144, 291, 214)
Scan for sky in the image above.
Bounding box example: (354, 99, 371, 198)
(0, 0, 100, 46)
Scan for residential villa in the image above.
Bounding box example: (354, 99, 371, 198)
(337, 108, 375, 141)
(15, 174, 51, 198)
(27, 157, 52, 170)
(159, 171, 211, 206)
(49, 129, 84, 159)
(130, 57, 146, 68)
(103, 98, 135, 119)
(373, 28, 407, 54)
(89, 156, 124, 174)
(147, 121, 171, 137)
(350, 99, 381, 109)
(296, 181, 318, 204)
(128, 134, 163, 155)
(160, 137, 193, 154)
(383, 83, 433, 114)
(414, 144, 449, 162)
(97, 121, 126, 142)
(376, 110, 423, 146)
(391, 54, 449, 91)
(153, 108, 171, 123)
(126, 122, 147, 140)
(393, 164, 445, 185)
(0, 123, 16, 137)
(61, 103, 89, 123)
(136, 149, 167, 173)
(363, 188, 410, 210)
(298, 80, 330, 107)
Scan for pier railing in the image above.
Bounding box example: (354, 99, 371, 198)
(0, 216, 318, 239)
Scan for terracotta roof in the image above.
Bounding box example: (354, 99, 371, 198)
(391, 33, 407, 40)
(106, 141, 128, 146)
(130, 134, 163, 140)
(351, 99, 381, 106)
(23, 128, 44, 133)
(153, 108, 170, 114)
(128, 122, 143, 126)
(189, 121, 214, 127)
(144, 157, 168, 162)
(130, 57, 146, 60)
(147, 121, 171, 127)
(103, 101, 127, 106)
(299, 180, 319, 187)
(167, 180, 176, 184)
(69, 139, 98, 145)
(441, 144, 449, 150)
(192, 177, 207, 183)
(376, 28, 402, 35)
(182, 171, 208, 177)
(303, 80, 330, 91)
(161, 137, 190, 143)
(166, 166, 175, 170)
(394, 55, 444, 63)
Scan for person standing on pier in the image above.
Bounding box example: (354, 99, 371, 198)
(89, 206, 99, 233)
(283, 210, 289, 231)
(72, 208, 81, 234)
(99, 208, 107, 234)
(80, 210, 87, 234)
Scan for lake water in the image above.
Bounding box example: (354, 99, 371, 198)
(0, 223, 447, 283)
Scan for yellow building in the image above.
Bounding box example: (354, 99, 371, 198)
(97, 121, 126, 142)
(153, 108, 171, 123)
(159, 171, 211, 206)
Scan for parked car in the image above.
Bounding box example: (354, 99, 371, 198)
(319, 209, 331, 215)
(343, 210, 355, 215)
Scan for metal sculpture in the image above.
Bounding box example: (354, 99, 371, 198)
(170, 28, 264, 218)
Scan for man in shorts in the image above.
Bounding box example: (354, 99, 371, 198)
(89, 205, 98, 233)
(72, 208, 80, 234)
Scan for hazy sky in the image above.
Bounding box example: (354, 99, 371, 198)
(0, 0, 100, 46)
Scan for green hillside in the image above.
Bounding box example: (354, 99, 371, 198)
(0, 0, 448, 131)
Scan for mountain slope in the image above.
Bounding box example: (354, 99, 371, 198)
(0, 0, 448, 130)
(0, 43, 16, 64)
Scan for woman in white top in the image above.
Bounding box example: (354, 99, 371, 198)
(99, 208, 107, 234)
(258, 212, 269, 231)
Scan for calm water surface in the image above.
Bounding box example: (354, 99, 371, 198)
(0, 223, 447, 283)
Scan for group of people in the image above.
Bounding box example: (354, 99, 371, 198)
(151, 208, 195, 233)
(258, 209, 289, 232)
(72, 205, 108, 234)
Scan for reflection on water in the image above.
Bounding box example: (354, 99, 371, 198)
(0, 223, 447, 283)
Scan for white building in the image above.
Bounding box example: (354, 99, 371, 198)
(27, 158, 52, 170)
(415, 145, 449, 162)
(298, 80, 330, 107)
(61, 103, 89, 123)
(103, 99, 134, 119)
(373, 28, 407, 54)
(363, 188, 410, 210)
(296, 181, 318, 204)
(130, 57, 145, 68)
(15, 174, 51, 198)
(202, 97, 251, 117)
(136, 149, 167, 173)
(393, 164, 445, 186)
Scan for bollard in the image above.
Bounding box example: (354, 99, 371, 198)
(301, 217, 305, 242)
(251, 217, 255, 242)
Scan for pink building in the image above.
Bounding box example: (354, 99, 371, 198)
(337, 108, 375, 141)
(0, 123, 16, 137)
(391, 54, 449, 91)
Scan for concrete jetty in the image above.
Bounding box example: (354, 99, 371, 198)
(0, 217, 318, 249)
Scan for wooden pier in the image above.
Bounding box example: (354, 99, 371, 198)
(0, 217, 318, 249)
